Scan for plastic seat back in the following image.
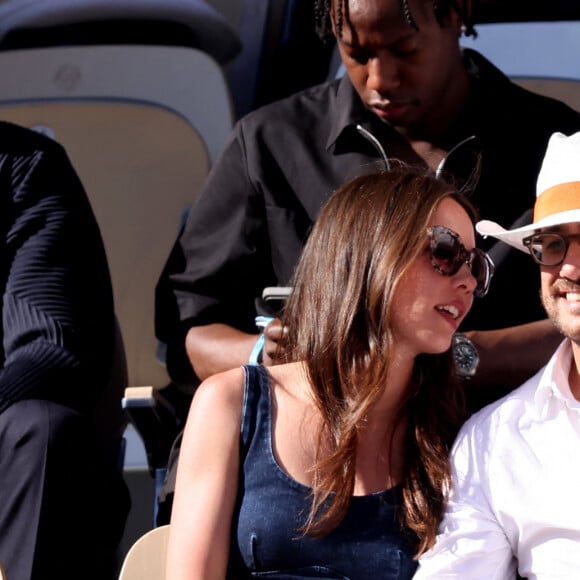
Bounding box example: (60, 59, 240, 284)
(118, 524, 170, 580)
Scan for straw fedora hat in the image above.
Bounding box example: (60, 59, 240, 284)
(476, 131, 580, 252)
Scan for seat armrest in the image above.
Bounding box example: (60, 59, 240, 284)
(122, 386, 182, 476)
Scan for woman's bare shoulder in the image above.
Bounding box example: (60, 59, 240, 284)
(189, 366, 247, 418)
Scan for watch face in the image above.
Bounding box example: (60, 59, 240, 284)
(455, 344, 476, 368)
(452, 335, 479, 378)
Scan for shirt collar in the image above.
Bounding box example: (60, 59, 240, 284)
(325, 74, 371, 151)
(461, 47, 512, 87)
(534, 339, 580, 415)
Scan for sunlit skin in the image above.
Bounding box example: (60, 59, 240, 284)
(539, 223, 580, 398)
(390, 198, 477, 361)
(333, 0, 469, 139)
(540, 224, 580, 342)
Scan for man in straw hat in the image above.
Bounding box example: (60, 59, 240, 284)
(414, 131, 580, 578)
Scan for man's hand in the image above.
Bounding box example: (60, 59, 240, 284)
(262, 318, 288, 366)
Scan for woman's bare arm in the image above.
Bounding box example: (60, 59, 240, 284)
(166, 367, 246, 580)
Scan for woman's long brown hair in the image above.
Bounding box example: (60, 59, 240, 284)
(281, 168, 476, 556)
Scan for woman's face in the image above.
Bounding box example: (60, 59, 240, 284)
(390, 198, 477, 358)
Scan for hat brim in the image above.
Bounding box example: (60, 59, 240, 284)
(476, 209, 580, 252)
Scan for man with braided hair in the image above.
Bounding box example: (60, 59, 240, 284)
(155, 0, 580, 524)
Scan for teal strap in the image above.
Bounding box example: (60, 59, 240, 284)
(248, 332, 266, 365)
(248, 316, 274, 365)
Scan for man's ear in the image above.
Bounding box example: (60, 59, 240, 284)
(454, 0, 474, 36)
(447, 8, 464, 35)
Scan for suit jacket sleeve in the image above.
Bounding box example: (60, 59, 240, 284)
(0, 126, 115, 415)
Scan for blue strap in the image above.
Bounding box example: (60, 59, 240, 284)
(248, 316, 274, 365)
(248, 333, 266, 365)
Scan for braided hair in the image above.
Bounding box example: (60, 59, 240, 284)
(314, 0, 476, 41)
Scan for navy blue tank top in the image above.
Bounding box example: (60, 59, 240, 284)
(226, 365, 418, 579)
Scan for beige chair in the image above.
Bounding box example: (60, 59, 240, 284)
(118, 524, 170, 580)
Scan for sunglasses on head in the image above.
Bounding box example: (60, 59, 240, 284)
(523, 231, 580, 267)
(427, 226, 495, 298)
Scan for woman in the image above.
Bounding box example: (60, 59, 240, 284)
(166, 168, 494, 579)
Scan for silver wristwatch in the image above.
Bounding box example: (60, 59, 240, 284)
(452, 332, 479, 379)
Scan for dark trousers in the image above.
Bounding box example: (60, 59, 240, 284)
(0, 400, 130, 580)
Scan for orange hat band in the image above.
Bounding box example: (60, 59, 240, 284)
(533, 182, 580, 222)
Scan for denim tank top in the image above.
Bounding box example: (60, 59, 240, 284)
(226, 365, 418, 580)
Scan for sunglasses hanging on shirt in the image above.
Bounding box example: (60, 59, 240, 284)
(356, 125, 481, 194)
(356, 124, 391, 171)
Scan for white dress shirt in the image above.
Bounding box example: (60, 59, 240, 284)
(414, 339, 580, 579)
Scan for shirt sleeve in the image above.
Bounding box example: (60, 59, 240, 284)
(0, 134, 115, 415)
(413, 419, 516, 579)
(178, 121, 274, 327)
(155, 119, 278, 384)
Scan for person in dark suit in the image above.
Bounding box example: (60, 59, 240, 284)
(0, 122, 129, 580)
